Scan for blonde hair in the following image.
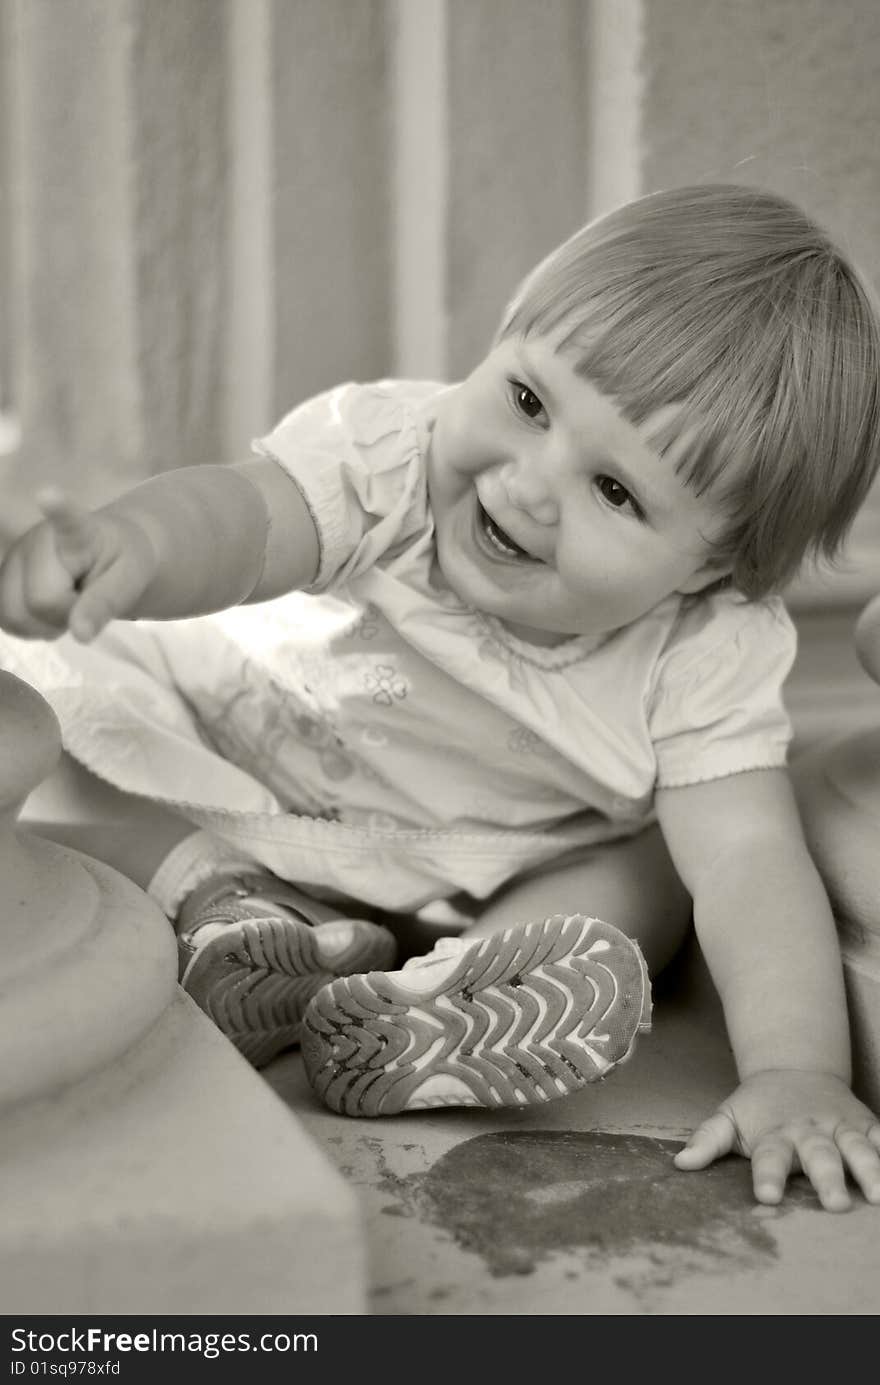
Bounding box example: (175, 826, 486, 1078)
(497, 184, 880, 598)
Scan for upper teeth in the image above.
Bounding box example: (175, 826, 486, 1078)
(479, 504, 522, 557)
(485, 517, 519, 556)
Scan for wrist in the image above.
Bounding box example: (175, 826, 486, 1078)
(737, 1064, 852, 1087)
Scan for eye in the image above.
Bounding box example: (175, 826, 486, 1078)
(596, 474, 643, 518)
(509, 379, 546, 423)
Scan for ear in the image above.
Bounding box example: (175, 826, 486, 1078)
(676, 559, 732, 596)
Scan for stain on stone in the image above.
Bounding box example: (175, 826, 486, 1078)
(371, 1279, 415, 1299)
(361, 1135, 412, 1197)
(385, 1130, 817, 1283)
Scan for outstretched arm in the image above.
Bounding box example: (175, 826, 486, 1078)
(656, 768, 880, 1211)
(0, 458, 319, 641)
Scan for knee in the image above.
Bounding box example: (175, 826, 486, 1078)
(470, 825, 692, 979)
(601, 827, 692, 975)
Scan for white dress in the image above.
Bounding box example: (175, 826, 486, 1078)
(0, 381, 797, 911)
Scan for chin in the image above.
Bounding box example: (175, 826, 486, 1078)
(486, 603, 585, 646)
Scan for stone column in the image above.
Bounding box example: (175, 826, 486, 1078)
(4, 0, 229, 515)
(445, 0, 591, 376)
(388, 0, 593, 382)
(638, 0, 880, 605)
(0, 671, 179, 1105)
(267, 0, 392, 415)
(0, 671, 366, 1313)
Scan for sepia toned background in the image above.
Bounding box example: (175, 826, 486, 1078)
(1, 0, 880, 607)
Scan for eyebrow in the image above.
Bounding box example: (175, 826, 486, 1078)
(514, 350, 676, 518)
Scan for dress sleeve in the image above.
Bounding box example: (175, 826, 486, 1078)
(648, 594, 797, 789)
(251, 382, 429, 591)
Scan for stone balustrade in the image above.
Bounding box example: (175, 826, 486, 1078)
(0, 670, 179, 1108)
(0, 671, 365, 1315)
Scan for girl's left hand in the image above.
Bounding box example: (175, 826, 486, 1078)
(674, 1069, 880, 1211)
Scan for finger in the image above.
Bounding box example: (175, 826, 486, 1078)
(36, 487, 100, 580)
(795, 1133, 850, 1213)
(0, 549, 28, 630)
(68, 557, 147, 642)
(0, 547, 69, 640)
(68, 584, 114, 643)
(836, 1127, 880, 1205)
(21, 534, 81, 628)
(750, 1136, 794, 1205)
(674, 1110, 737, 1170)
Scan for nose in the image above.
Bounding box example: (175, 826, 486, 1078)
(499, 461, 559, 526)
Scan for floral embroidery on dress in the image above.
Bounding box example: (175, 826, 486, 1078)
(361, 725, 389, 748)
(291, 714, 355, 781)
(353, 604, 381, 641)
(365, 663, 408, 706)
(507, 726, 553, 757)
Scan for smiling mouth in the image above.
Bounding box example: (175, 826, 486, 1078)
(476, 499, 538, 562)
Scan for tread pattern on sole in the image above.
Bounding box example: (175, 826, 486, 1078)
(300, 913, 650, 1115)
(181, 913, 397, 1068)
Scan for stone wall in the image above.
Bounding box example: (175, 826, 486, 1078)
(639, 0, 880, 604)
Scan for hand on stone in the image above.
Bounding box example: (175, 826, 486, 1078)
(0, 488, 159, 642)
(674, 1069, 880, 1212)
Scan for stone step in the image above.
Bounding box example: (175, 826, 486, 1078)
(0, 990, 365, 1315)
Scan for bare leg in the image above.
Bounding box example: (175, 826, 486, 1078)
(300, 824, 691, 1115)
(19, 751, 193, 890)
(464, 824, 693, 977)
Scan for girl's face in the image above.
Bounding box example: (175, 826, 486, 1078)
(426, 333, 728, 644)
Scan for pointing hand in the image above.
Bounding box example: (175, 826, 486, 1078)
(0, 488, 159, 641)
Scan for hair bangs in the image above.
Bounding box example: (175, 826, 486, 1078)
(495, 187, 880, 596)
(505, 265, 794, 508)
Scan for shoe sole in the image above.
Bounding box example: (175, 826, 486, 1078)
(300, 913, 651, 1116)
(181, 915, 397, 1067)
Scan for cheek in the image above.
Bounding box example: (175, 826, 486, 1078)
(554, 525, 600, 588)
(434, 418, 470, 482)
(556, 532, 646, 602)
(445, 398, 505, 474)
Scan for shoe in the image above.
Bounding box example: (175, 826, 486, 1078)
(176, 872, 398, 1067)
(300, 913, 651, 1116)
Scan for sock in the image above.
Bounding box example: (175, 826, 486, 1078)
(147, 829, 257, 920)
